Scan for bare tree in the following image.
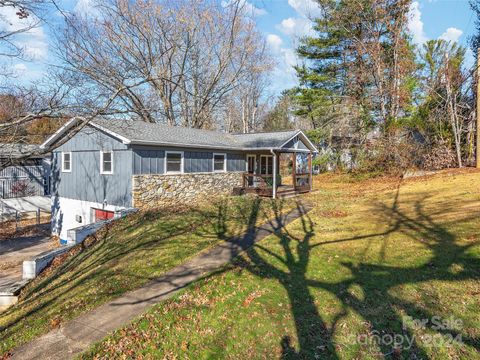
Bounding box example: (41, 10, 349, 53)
(0, 0, 272, 168)
(221, 63, 272, 133)
(54, 0, 272, 129)
(0, 0, 47, 60)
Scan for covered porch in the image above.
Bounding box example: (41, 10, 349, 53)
(240, 150, 313, 198)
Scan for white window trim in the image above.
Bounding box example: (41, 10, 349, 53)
(246, 154, 256, 173)
(165, 151, 184, 174)
(61, 152, 72, 173)
(100, 151, 114, 175)
(260, 155, 273, 175)
(213, 152, 227, 172)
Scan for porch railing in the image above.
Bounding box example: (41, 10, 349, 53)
(242, 172, 311, 194)
(294, 173, 311, 192)
(242, 173, 274, 188)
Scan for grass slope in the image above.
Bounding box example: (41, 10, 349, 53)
(0, 196, 294, 355)
(83, 170, 480, 359)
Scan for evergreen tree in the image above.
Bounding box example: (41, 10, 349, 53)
(293, 0, 416, 138)
(470, 0, 480, 57)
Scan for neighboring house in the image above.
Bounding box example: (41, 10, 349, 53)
(316, 129, 382, 172)
(0, 143, 51, 199)
(41, 118, 318, 241)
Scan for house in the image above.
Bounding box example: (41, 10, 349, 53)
(0, 143, 51, 199)
(41, 118, 318, 241)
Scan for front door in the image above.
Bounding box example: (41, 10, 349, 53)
(94, 208, 115, 222)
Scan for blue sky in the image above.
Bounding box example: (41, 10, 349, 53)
(251, 0, 475, 96)
(0, 0, 475, 97)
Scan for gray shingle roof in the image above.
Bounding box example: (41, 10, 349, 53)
(90, 118, 303, 150)
(0, 143, 42, 158)
(232, 131, 300, 148)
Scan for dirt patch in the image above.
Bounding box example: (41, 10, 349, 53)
(0, 260, 21, 271)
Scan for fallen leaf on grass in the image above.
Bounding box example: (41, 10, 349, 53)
(50, 317, 61, 329)
(319, 210, 348, 218)
(243, 290, 265, 307)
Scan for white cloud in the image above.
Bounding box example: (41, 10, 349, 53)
(21, 27, 48, 59)
(0, 6, 48, 59)
(74, 0, 95, 15)
(439, 27, 463, 43)
(12, 63, 27, 73)
(288, 0, 321, 18)
(266, 33, 298, 91)
(276, 17, 314, 38)
(221, 0, 267, 17)
(271, 46, 298, 91)
(266, 34, 283, 53)
(408, 1, 428, 44)
(0, 7, 48, 60)
(267, 0, 319, 92)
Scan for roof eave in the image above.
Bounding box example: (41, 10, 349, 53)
(279, 130, 319, 153)
(40, 117, 133, 149)
(130, 140, 314, 152)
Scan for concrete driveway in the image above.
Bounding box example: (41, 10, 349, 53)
(0, 229, 54, 289)
(0, 196, 50, 221)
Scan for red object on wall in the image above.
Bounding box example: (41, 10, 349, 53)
(94, 208, 115, 221)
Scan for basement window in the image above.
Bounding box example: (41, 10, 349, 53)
(100, 151, 114, 174)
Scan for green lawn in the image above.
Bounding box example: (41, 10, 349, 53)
(0, 196, 294, 355)
(82, 170, 480, 359)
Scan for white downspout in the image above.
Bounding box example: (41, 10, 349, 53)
(270, 149, 277, 199)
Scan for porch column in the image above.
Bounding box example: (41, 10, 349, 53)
(272, 150, 277, 199)
(292, 152, 296, 190)
(308, 152, 312, 191)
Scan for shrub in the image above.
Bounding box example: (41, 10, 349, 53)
(11, 180, 35, 197)
(421, 141, 457, 170)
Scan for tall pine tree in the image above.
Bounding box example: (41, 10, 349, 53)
(293, 0, 416, 139)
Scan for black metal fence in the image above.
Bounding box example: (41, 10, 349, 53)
(0, 165, 49, 199)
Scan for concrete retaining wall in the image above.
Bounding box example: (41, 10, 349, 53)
(64, 208, 138, 245)
(132, 172, 243, 210)
(23, 246, 74, 280)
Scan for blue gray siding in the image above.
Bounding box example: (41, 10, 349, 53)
(132, 146, 246, 175)
(52, 127, 133, 207)
(133, 149, 165, 174)
(185, 151, 212, 173)
(227, 153, 245, 172)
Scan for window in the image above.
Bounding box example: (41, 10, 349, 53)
(62, 152, 71, 172)
(213, 153, 226, 172)
(101, 151, 113, 174)
(165, 151, 183, 173)
(260, 155, 273, 175)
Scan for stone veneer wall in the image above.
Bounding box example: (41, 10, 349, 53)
(132, 172, 243, 209)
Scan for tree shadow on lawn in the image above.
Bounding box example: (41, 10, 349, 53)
(0, 202, 252, 348)
(229, 189, 480, 359)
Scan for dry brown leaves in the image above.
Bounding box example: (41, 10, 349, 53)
(0, 216, 51, 240)
(318, 210, 348, 218)
(0, 352, 12, 360)
(243, 290, 265, 307)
